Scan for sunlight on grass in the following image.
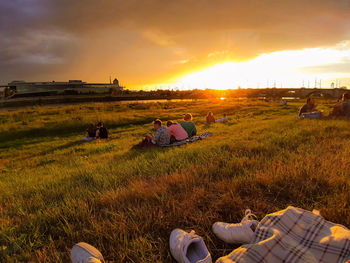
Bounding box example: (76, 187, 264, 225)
(0, 99, 349, 262)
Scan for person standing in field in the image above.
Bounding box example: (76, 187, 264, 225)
(180, 113, 197, 137)
(96, 122, 109, 139)
(166, 121, 188, 143)
(206, 111, 216, 124)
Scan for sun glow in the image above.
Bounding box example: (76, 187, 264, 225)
(174, 46, 350, 90)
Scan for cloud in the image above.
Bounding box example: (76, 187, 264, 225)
(1, 0, 350, 86)
(301, 60, 350, 75)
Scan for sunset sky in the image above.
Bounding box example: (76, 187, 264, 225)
(1, 0, 350, 89)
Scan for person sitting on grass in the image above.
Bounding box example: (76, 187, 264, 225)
(341, 93, 350, 117)
(216, 113, 228, 123)
(299, 98, 316, 117)
(180, 113, 197, 137)
(166, 121, 188, 143)
(96, 122, 108, 139)
(280, 99, 288, 106)
(145, 119, 170, 146)
(299, 98, 322, 119)
(206, 111, 216, 124)
(329, 93, 350, 117)
(87, 123, 97, 137)
(83, 123, 97, 141)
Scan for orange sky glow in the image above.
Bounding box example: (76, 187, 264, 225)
(1, 0, 350, 89)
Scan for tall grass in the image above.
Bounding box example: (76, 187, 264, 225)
(0, 99, 349, 262)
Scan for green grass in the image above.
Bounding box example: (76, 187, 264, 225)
(0, 99, 349, 262)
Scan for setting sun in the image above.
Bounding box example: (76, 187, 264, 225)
(173, 45, 350, 90)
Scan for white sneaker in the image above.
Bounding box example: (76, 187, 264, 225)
(71, 242, 105, 263)
(170, 229, 212, 263)
(212, 209, 259, 244)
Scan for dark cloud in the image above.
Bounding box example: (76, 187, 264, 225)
(1, 0, 350, 86)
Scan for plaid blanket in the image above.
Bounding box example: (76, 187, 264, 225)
(216, 206, 350, 263)
(162, 132, 213, 146)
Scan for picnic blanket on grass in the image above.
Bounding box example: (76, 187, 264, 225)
(162, 132, 213, 147)
(162, 139, 188, 147)
(216, 206, 350, 263)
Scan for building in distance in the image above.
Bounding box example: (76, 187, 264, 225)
(4, 79, 123, 98)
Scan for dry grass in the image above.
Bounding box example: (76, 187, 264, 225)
(0, 99, 349, 262)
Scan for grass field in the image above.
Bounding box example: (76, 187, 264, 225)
(0, 99, 349, 262)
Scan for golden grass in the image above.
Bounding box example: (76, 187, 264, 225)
(0, 99, 349, 262)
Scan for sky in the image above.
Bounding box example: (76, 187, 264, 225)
(1, 0, 350, 89)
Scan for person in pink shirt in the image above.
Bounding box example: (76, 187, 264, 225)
(166, 121, 188, 143)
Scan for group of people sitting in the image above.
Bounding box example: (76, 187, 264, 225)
(299, 93, 350, 119)
(138, 113, 197, 147)
(82, 94, 350, 144)
(206, 112, 229, 124)
(82, 113, 214, 147)
(83, 122, 109, 141)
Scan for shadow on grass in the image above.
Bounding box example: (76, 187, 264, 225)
(37, 140, 86, 157)
(0, 117, 156, 147)
(121, 144, 174, 159)
(3, 140, 87, 165)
